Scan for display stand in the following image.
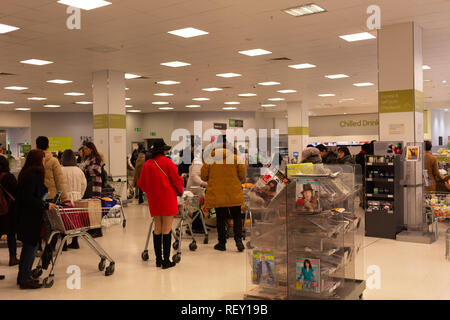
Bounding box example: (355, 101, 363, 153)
(244, 164, 365, 300)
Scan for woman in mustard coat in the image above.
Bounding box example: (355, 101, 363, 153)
(201, 144, 246, 252)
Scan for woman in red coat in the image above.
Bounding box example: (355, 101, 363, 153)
(138, 140, 184, 269)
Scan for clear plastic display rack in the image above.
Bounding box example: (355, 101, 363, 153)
(244, 164, 366, 300)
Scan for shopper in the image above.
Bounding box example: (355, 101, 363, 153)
(61, 149, 87, 249)
(186, 154, 207, 189)
(301, 147, 322, 164)
(133, 152, 146, 204)
(36, 136, 68, 202)
(425, 141, 445, 192)
(337, 147, 355, 164)
(0, 156, 20, 267)
(316, 144, 337, 164)
(355, 144, 371, 172)
(82, 142, 104, 238)
(16, 149, 56, 289)
(201, 142, 246, 252)
(138, 140, 184, 269)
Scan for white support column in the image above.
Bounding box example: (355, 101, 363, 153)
(287, 101, 309, 160)
(92, 70, 127, 179)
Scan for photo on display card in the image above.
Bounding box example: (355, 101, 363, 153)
(295, 178, 320, 213)
(406, 146, 419, 161)
(252, 250, 276, 287)
(296, 257, 320, 293)
(250, 166, 288, 207)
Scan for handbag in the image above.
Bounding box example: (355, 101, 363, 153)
(0, 173, 15, 216)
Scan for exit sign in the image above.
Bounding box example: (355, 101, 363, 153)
(134, 128, 141, 132)
(151, 132, 156, 136)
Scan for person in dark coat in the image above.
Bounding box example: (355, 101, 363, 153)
(0, 156, 20, 267)
(301, 147, 322, 164)
(15, 149, 56, 289)
(355, 143, 371, 173)
(337, 147, 356, 164)
(316, 144, 338, 164)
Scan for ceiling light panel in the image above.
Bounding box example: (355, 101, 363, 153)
(353, 82, 374, 87)
(268, 98, 285, 101)
(318, 94, 335, 97)
(44, 105, 61, 108)
(47, 79, 72, 84)
(185, 105, 201, 108)
(125, 98, 131, 101)
(159, 107, 174, 110)
(202, 88, 222, 92)
(20, 59, 53, 66)
(192, 98, 210, 101)
(64, 92, 85, 96)
(28, 97, 47, 100)
(157, 80, 180, 85)
(154, 93, 173, 96)
(283, 4, 326, 17)
(238, 49, 272, 56)
(422, 65, 431, 70)
(4, 86, 28, 90)
(238, 93, 257, 97)
(127, 110, 141, 113)
(224, 102, 240, 105)
(125, 73, 141, 79)
(125, 105, 133, 108)
(152, 102, 169, 105)
(325, 74, 349, 79)
(261, 104, 276, 107)
(75, 101, 92, 104)
(258, 81, 280, 86)
(0, 101, 14, 104)
(339, 32, 376, 42)
(216, 73, 241, 78)
(223, 107, 237, 110)
(278, 90, 297, 93)
(15, 108, 31, 111)
(168, 27, 209, 38)
(160, 61, 191, 68)
(288, 63, 316, 69)
(0, 23, 20, 34)
(57, 0, 111, 10)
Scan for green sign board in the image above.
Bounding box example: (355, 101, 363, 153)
(229, 119, 244, 128)
(93, 114, 126, 129)
(379, 89, 424, 113)
(135, 128, 141, 132)
(48, 137, 72, 152)
(151, 132, 156, 136)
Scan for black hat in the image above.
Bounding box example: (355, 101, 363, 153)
(302, 183, 314, 193)
(151, 139, 171, 152)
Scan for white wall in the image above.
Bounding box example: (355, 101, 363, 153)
(30, 113, 93, 151)
(0, 111, 31, 127)
(274, 118, 288, 135)
(5, 127, 31, 156)
(430, 109, 450, 148)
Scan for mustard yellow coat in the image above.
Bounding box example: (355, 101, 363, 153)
(201, 148, 246, 209)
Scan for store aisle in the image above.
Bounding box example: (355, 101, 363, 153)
(0, 202, 448, 300)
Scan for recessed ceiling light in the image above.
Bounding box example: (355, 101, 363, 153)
(223, 107, 237, 110)
(268, 98, 285, 101)
(154, 93, 173, 96)
(278, 89, 297, 93)
(0, 23, 20, 34)
(152, 101, 169, 105)
(44, 105, 61, 108)
(125, 98, 131, 101)
(442, 80, 447, 84)
(47, 79, 72, 84)
(168, 27, 209, 38)
(238, 49, 272, 56)
(64, 92, 85, 96)
(423, 65, 431, 70)
(125, 73, 141, 79)
(20, 59, 53, 66)
(318, 94, 335, 97)
(160, 61, 191, 68)
(15, 107, 31, 111)
(283, 4, 326, 17)
(340, 98, 355, 101)
(288, 63, 316, 69)
(125, 105, 133, 108)
(202, 88, 223, 92)
(75, 101, 92, 104)
(192, 98, 210, 101)
(4, 86, 28, 90)
(127, 109, 142, 113)
(261, 104, 276, 107)
(0, 101, 14, 104)
(339, 32, 376, 42)
(258, 81, 280, 86)
(353, 82, 374, 87)
(159, 107, 174, 110)
(157, 80, 180, 85)
(185, 105, 201, 108)
(126, 87, 129, 90)
(238, 93, 257, 97)
(28, 97, 47, 101)
(325, 74, 349, 79)
(216, 73, 242, 78)
(57, 0, 111, 10)
(224, 101, 240, 105)
(424, 80, 431, 82)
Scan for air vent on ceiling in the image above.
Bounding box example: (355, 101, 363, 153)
(20, 92, 33, 95)
(85, 46, 120, 53)
(270, 57, 291, 61)
(219, 86, 232, 89)
(0, 72, 16, 76)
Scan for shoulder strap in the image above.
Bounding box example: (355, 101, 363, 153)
(152, 159, 170, 179)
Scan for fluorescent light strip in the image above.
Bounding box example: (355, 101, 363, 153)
(238, 93, 257, 97)
(15, 108, 31, 111)
(258, 81, 280, 86)
(75, 101, 92, 104)
(160, 61, 191, 67)
(268, 98, 285, 101)
(223, 107, 237, 110)
(64, 92, 85, 96)
(202, 88, 222, 92)
(125, 98, 131, 101)
(278, 90, 296, 93)
(159, 107, 174, 110)
(261, 104, 276, 107)
(185, 105, 201, 108)
(20, 59, 53, 66)
(47, 79, 72, 84)
(238, 49, 272, 56)
(154, 93, 173, 96)
(192, 98, 210, 101)
(318, 94, 335, 97)
(288, 63, 316, 69)
(125, 105, 133, 108)
(423, 65, 431, 70)
(353, 82, 374, 87)
(339, 32, 376, 42)
(57, 0, 111, 10)
(152, 102, 169, 105)
(168, 27, 209, 38)
(0, 23, 20, 34)
(283, 4, 326, 17)
(28, 97, 47, 101)
(216, 73, 241, 78)
(4, 86, 28, 90)
(325, 74, 349, 79)
(157, 80, 180, 85)
(224, 102, 240, 105)
(44, 105, 61, 108)
(125, 73, 141, 79)
(127, 110, 141, 113)
(0, 101, 14, 104)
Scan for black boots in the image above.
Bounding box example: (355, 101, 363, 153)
(162, 232, 176, 269)
(153, 232, 162, 267)
(214, 242, 226, 251)
(235, 239, 245, 252)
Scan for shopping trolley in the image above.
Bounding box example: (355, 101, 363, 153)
(101, 181, 127, 228)
(31, 205, 116, 288)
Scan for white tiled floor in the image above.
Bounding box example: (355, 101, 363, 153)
(0, 202, 448, 300)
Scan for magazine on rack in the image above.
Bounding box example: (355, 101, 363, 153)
(295, 178, 320, 214)
(249, 165, 289, 208)
(295, 257, 320, 293)
(252, 250, 276, 288)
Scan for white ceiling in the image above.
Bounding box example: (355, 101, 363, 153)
(1, 0, 450, 115)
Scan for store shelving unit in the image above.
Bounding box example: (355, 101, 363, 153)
(364, 155, 403, 239)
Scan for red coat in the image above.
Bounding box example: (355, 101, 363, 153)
(138, 155, 184, 216)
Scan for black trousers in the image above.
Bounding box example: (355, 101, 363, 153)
(216, 206, 242, 244)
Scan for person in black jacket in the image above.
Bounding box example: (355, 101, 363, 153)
(337, 147, 356, 164)
(0, 156, 19, 268)
(316, 144, 338, 164)
(15, 149, 56, 289)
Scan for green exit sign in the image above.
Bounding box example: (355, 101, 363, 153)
(134, 128, 141, 132)
(151, 132, 156, 136)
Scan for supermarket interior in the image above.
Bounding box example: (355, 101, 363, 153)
(0, 0, 449, 300)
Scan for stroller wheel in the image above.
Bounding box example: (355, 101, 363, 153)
(172, 253, 181, 263)
(98, 258, 106, 271)
(105, 263, 115, 276)
(31, 267, 43, 279)
(43, 277, 54, 288)
(189, 242, 197, 251)
(173, 241, 179, 250)
(141, 250, 149, 261)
